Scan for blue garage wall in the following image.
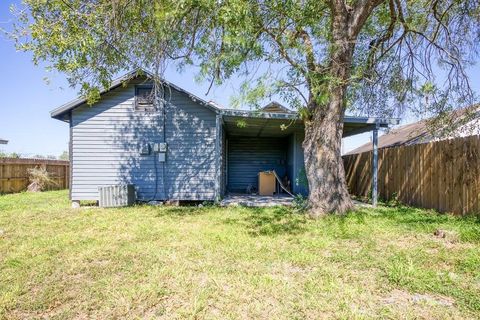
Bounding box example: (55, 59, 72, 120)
(227, 137, 288, 193)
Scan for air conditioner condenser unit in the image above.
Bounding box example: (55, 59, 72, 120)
(98, 185, 136, 208)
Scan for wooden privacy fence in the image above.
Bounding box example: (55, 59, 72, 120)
(343, 135, 480, 215)
(0, 158, 69, 194)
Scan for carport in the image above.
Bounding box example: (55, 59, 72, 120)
(218, 109, 397, 205)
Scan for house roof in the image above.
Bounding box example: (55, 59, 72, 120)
(0, 138, 8, 145)
(50, 69, 221, 121)
(345, 121, 428, 154)
(261, 102, 294, 113)
(50, 69, 398, 135)
(345, 105, 480, 155)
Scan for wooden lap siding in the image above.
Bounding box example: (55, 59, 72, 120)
(164, 91, 217, 200)
(71, 81, 217, 201)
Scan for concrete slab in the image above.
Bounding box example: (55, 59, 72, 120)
(220, 193, 293, 207)
(353, 199, 374, 208)
(220, 194, 372, 209)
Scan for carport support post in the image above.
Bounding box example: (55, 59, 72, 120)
(372, 123, 379, 206)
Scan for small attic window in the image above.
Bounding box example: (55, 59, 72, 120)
(135, 86, 155, 111)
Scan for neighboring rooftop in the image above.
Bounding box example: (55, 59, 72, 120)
(0, 138, 8, 145)
(346, 105, 480, 155)
(345, 121, 428, 155)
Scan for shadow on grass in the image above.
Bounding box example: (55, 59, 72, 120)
(351, 205, 480, 242)
(80, 200, 99, 207)
(154, 206, 210, 217)
(150, 200, 479, 241)
(372, 205, 480, 225)
(223, 206, 308, 237)
(150, 203, 308, 236)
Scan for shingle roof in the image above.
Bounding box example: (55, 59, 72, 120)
(345, 120, 429, 155)
(345, 105, 480, 155)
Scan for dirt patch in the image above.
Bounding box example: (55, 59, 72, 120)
(433, 229, 461, 246)
(382, 289, 455, 307)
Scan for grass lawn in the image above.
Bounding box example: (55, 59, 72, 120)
(0, 191, 479, 319)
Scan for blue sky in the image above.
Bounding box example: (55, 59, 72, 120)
(0, 1, 479, 157)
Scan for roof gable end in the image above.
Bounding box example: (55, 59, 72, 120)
(50, 69, 221, 122)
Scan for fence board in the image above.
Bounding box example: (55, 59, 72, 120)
(0, 158, 69, 194)
(343, 135, 480, 215)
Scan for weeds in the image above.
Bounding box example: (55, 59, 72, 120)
(27, 165, 57, 192)
(292, 194, 309, 212)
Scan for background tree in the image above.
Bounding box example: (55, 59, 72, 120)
(10, 0, 480, 216)
(0, 151, 21, 159)
(58, 150, 69, 161)
(33, 154, 57, 160)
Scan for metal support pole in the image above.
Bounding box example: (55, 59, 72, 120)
(372, 124, 379, 206)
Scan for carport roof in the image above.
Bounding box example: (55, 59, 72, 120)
(220, 109, 398, 138)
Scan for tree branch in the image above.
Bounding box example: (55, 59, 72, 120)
(365, 0, 398, 70)
(295, 28, 316, 73)
(263, 28, 307, 76)
(349, 0, 387, 38)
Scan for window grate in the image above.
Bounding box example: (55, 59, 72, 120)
(135, 86, 155, 112)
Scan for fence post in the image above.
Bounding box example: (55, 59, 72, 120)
(64, 164, 68, 189)
(372, 124, 379, 206)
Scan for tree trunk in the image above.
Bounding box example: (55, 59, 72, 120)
(303, 97, 354, 217)
(303, 6, 355, 217)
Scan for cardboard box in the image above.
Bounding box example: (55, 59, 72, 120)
(258, 171, 276, 196)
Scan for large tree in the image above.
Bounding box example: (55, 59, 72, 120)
(10, 0, 480, 216)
